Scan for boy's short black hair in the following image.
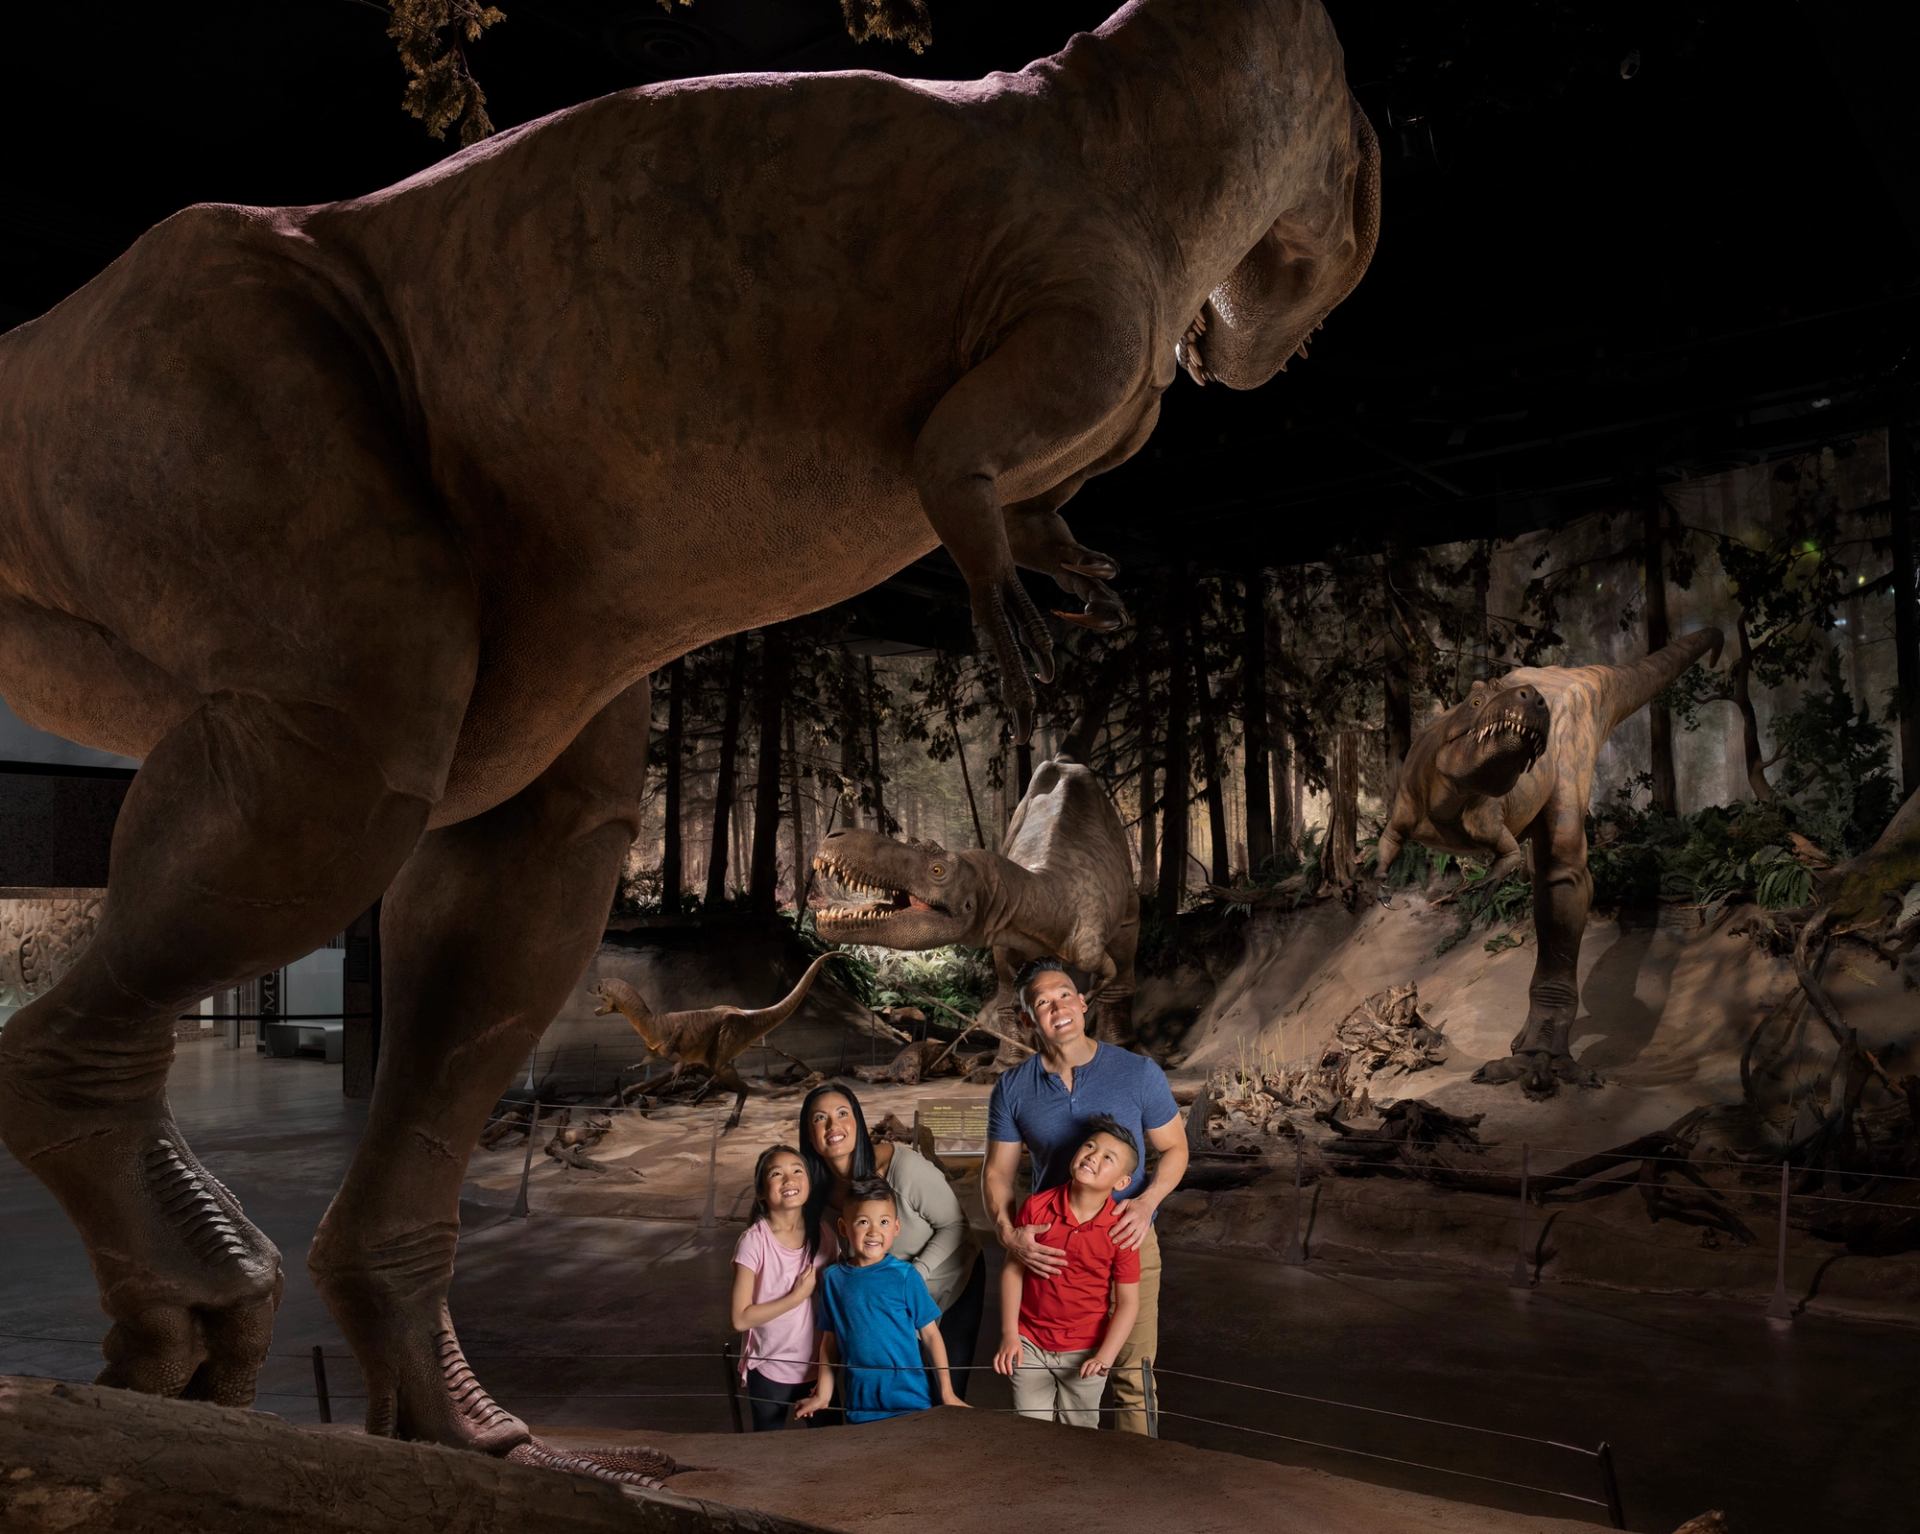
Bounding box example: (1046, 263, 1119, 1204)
(1014, 955, 1078, 1017)
(1082, 1113, 1139, 1172)
(843, 1176, 898, 1211)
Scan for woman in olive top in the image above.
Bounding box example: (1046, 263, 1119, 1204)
(798, 1081, 986, 1399)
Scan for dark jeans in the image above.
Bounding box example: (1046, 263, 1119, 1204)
(744, 1368, 811, 1431)
(934, 1252, 988, 1402)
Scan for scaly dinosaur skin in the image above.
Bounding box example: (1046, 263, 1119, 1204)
(0, 0, 1376, 1469)
(811, 756, 1140, 1038)
(1377, 630, 1724, 1098)
(590, 952, 838, 1128)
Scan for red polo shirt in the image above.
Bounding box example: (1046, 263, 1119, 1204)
(1014, 1183, 1142, 1352)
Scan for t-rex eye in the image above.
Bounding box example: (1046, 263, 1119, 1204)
(931, 864, 945, 877)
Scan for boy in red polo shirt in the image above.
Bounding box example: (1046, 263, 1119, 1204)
(992, 1115, 1142, 1427)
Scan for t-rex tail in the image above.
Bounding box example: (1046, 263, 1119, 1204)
(1603, 627, 1724, 730)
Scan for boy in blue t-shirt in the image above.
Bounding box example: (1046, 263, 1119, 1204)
(794, 1178, 968, 1423)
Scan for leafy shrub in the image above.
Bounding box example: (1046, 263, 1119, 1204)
(1767, 650, 1898, 859)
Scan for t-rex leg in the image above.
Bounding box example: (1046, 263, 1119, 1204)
(0, 693, 447, 1402)
(307, 683, 671, 1482)
(1474, 806, 1602, 1097)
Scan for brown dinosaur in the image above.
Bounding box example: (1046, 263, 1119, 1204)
(0, 0, 1376, 1475)
(812, 754, 1140, 1037)
(590, 952, 837, 1128)
(1375, 630, 1724, 1097)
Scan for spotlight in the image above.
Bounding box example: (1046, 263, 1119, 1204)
(1619, 49, 1641, 81)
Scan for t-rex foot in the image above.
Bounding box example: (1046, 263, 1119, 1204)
(21, 1122, 284, 1402)
(1472, 1050, 1604, 1099)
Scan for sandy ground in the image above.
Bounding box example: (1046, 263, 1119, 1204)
(546, 1409, 1608, 1534)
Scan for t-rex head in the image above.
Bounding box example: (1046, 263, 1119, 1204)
(809, 830, 994, 949)
(1431, 679, 1551, 796)
(1177, 100, 1382, 391)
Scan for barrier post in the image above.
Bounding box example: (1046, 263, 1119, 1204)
(1283, 1144, 1307, 1265)
(311, 1345, 332, 1425)
(1596, 1440, 1626, 1529)
(1766, 1159, 1794, 1325)
(700, 1116, 723, 1230)
(1140, 1360, 1159, 1439)
(1508, 1142, 1533, 1290)
(511, 1102, 541, 1220)
(722, 1343, 745, 1434)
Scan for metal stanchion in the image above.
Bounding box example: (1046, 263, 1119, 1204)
(722, 1343, 745, 1434)
(700, 1116, 722, 1230)
(311, 1345, 332, 1425)
(1141, 1360, 1159, 1439)
(1596, 1440, 1626, 1529)
(1766, 1159, 1794, 1325)
(1283, 1144, 1307, 1265)
(1508, 1142, 1533, 1290)
(511, 1102, 541, 1220)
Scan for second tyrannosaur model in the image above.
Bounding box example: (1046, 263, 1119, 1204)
(811, 756, 1139, 1037)
(0, 0, 1378, 1479)
(1376, 630, 1723, 1097)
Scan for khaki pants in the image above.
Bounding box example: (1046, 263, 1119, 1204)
(1108, 1224, 1161, 1435)
(1008, 1339, 1106, 1428)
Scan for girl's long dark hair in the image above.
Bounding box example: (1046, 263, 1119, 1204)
(798, 1081, 876, 1235)
(749, 1142, 821, 1262)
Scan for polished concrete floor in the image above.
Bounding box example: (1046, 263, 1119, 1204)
(2, 1043, 1915, 1533)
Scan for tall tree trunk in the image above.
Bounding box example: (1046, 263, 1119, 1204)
(661, 657, 685, 909)
(1157, 580, 1193, 913)
(1191, 601, 1230, 885)
(1728, 613, 1776, 801)
(1643, 494, 1679, 813)
(704, 632, 749, 906)
(1134, 635, 1159, 894)
(748, 631, 787, 916)
(1241, 573, 1274, 874)
(1324, 730, 1360, 893)
(1891, 419, 1920, 797)
(1382, 562, 1415, 802)
(863, 655, 889, 833)
(1014, 739, 1034, 799)
(951, 704, 986, 848)
(1474, 537, 1493, 677)
(786, 710, 804, 909)
(837, 649, 863, 830)
(1270, 723, 1294, 855)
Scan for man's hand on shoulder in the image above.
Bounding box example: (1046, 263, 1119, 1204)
(1109, 1195, 1158, 1251)
(1003, 1221, 1068, 1277)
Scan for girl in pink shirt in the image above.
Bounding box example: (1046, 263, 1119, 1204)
(730, 1143, 832, 1429)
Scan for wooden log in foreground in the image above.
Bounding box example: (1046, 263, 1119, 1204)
(0, 1376, 825, 1534)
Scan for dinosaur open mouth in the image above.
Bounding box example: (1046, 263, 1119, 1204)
(1177, 311, 1211, 386)
(810, 853, 941, 927)
(1471, 709, 1548, 767)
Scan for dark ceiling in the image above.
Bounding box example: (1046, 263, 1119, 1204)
(3, 0, 1915, 642)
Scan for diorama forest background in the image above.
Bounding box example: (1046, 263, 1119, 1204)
(616, 428, 1916, 1018)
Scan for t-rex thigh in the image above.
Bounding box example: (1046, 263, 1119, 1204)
(306, 679, 667, 1476)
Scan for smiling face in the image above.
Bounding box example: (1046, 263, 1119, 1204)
(838, 1198, 899, 1266)
(807, 1092, 860, 1164)
(1022, 968, 1087, 1050)
(1069, 1130, 1135, 1198)
(760, 1151, 809, 1213)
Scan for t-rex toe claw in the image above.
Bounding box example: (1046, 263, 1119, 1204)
(507, 1438, 684, 1488)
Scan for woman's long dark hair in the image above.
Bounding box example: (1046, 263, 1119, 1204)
(798, 1081, 876, 1233)
(749, 1142, 821, 1261)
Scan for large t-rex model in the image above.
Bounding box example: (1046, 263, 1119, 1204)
(1376, 630, 1724, 1097)
(590, 952, 837, 1127)
(812, 755, 1140, 1038)
(0, 0, 1377, 1479)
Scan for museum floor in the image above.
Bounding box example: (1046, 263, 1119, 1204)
(3, 1044, 1916, 1533)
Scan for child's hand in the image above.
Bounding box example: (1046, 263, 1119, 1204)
(792, 1390, 829, 1420)
(789, 1265, 817, 1301)
(1079, 1355, 1113, 1380)
(940, 1390, 971, 1409)
(993, 1337, 1023, 1376)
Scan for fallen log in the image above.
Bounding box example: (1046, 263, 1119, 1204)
(0, 1376, 823, 1534)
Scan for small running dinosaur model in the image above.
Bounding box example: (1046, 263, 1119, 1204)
(0, 0, 1374, 1476)
(590, 952, 838, 1129)
(812, 756, 1139, 1038)
(1376, 630, 1724, 1097)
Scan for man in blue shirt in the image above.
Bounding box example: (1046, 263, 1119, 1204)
(984, 956, 1187, 1435)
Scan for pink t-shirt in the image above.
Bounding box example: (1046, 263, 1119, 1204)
(733, 1219, 834, 1385)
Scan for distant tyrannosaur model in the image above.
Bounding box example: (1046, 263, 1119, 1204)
(813, 756, 1139, 1038)
(591, 953, 838, 1128)
(0, 0, 1376, 1479)
(1376, 631, 1724, 1097)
